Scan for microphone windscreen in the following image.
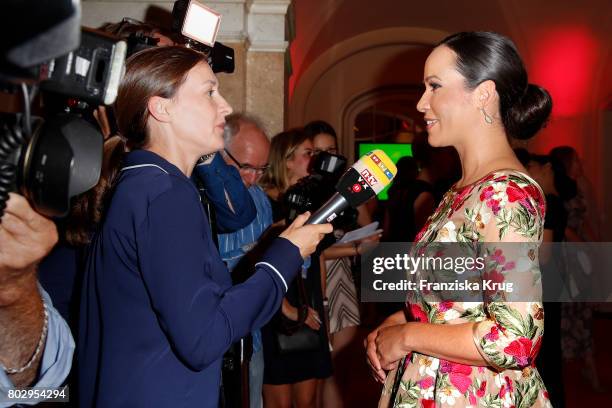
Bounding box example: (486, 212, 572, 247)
(350, 150, 397, 193)
(334, 150, 397, 208)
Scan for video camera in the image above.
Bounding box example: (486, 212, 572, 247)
(283, 151, 357, 227)
(172, 0, 235, 74)
(61, 1, 236, 136)
(112, 1, 234, 74)
(0, 0, 126, 218)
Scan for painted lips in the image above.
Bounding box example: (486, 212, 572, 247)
(424, 118, 438, 129)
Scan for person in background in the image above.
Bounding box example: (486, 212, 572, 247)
(366, 31, 552, 407)
(550, 146, 599, 243)
(303, 120, 374, 226)
(383, 132, 441, 244)
(383, 154, 428, 242)
(513, 147, 531, 169)
(260, 129, 332, 408)
(305, 120, 338, 156)
(260, 129, 314, 220)
(78, 46, 331, 407)
(217, 112, 273, 408)
(528, 153, 577, 407)
(304, 119, 378, 407)
(550, 145, 604, 392)
(0, 194, 74, 406)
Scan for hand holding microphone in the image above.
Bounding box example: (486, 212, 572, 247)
(307, 150, 397, 225)
(280, 212, 332, 258)
(282, 150, 396, 256)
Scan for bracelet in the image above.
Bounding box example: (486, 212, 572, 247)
(0, 302, 48, 375)
(352, 242, 359, 256)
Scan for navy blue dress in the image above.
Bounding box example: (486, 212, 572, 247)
(78, 150, 303, 407)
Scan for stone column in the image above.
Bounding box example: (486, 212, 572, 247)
(244, 0, 290, 137)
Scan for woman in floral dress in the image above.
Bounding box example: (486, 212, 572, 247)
(365, 32, 553, 407)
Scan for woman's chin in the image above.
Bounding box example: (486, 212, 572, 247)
(427, 132, 451, 148)
(427, 133, 441, 147)
(202, 136, 225, 155)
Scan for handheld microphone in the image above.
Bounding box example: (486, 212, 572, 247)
(306, 150, 397, 225)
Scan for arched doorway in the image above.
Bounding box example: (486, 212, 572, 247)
(288, 27, 447, 159)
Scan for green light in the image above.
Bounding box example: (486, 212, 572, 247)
(357, 143, 413, 200)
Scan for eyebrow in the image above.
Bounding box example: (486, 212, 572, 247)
(423, 75, 441, 83)
(203, 79, 217, 87)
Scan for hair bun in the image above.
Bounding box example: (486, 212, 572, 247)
(505, 84, 553, 140)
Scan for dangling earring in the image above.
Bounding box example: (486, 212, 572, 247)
(480, 107, 493, 124)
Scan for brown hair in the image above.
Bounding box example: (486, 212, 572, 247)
(549, 146, 578, 176)
(65, 136, 126, 245)
(259, 128, 310, 194)
(116, 46, 206, 146)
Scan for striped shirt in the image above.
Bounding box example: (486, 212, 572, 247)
(218, 185, 273, 353)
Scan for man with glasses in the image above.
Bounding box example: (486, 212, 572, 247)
(218, 113, 272, 408)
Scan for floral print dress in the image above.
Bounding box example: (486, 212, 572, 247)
(379, 170, 552, 408)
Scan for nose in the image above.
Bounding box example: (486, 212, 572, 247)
(243, 171, 257, 188)
(218, 94, 233, 117)
(416, 90, 429, 113)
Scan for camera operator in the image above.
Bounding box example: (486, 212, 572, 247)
(0, 1, 100, 404)
(215, 112, 273, 407)
(0, 194, 74, 406)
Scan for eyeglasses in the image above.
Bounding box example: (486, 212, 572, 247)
(224, 149, 269, 175)
(313, 147, 338, 155)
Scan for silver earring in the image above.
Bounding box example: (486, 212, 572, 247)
(480, 108, 493, 124)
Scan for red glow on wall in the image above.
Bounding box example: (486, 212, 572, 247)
(288, 42, 302, 102)
(530, 27, 598, 117)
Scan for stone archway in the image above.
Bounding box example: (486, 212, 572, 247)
(288, 26, 448, 159)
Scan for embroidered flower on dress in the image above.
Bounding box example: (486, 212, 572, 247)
(418, 356, 440, 377)
(479, 182, 508, 215)
(439, 360, 473, 394)
(473, 210, 491, 230)
(485, 325, 500, 342)
(422, 399, 436, 408)
(476, 380, 487, 397)
(498, 376, 515, 408)
(439, 386, 462, 406)
(410, 303, 429, 323)
(438, 301, 454, 312)
(419, 377, 435, 399)
(450, 185, 474, 217)
(438, 221, 457, 242)
(503, 337, 533, 367)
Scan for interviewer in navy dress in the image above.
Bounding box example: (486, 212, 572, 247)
(77, 46, 331, 408)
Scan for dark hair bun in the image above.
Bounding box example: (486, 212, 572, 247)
(505, 84, 553, 140)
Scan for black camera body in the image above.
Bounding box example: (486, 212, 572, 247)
(0, 0, 125, 218)
(283, 152, 357, 227)
(38, 28, 126, 107)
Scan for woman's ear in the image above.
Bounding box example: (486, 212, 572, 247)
(285, 154, 296, 174)
(473, 80, 497, 109)
(147, 96, 172, 123)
